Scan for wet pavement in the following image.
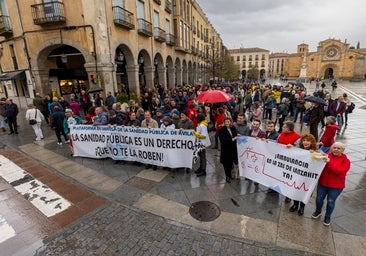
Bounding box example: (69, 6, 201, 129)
(0, 80, 365, 255)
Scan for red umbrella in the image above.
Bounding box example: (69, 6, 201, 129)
(196, 90, 232, 103)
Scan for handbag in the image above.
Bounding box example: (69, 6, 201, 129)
(29, 109, 37, 125)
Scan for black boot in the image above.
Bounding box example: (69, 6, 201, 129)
(196, 170, 206, 177)
(289, 204, 298, 212)
(298, 206, 305, 216)
(194, 167, 202, 174)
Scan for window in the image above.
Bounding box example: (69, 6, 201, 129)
(166, 19, 170, 34)
(9, 44, 18, 70)
(242, 55, 246, 61)
(113, 0, 124, 7)
(43, 0, 63, 18)
(137, 0, 145, 19)
(236, 56, 240, 61)
(154, 10, 159, 28)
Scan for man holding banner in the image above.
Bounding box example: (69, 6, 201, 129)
(276, 121, 301, 203)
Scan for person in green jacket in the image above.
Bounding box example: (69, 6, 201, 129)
(63, 108, 82, 155)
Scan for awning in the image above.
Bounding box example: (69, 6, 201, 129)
(0, 70, 26, 81)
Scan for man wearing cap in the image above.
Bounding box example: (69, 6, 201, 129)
(153, 108, 164, 126)
(177, 111, 194, 130)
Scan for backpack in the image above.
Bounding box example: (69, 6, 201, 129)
(347, 102, 355, 113)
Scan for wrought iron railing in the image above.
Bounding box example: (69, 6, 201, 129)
(137, 18, 153, 37)
(31, 1, 66, 25)
(113, 6, 134, 29)
(154, 27, 166, 42)
(0, 15, 12, 35)
(166, 33, 175, 46)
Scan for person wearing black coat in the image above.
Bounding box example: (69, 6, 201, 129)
(51, 106, 69, 145)
(5, 98, 19, 134)
(218, 117, 239, 183)
(309, 102, 324, 141)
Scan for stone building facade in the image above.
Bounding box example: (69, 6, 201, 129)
(283, 39, 366, 80)
(0, 0, 222, 107)
(229, 48, 270, 80)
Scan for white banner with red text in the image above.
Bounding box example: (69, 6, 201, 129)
(237, 136, 327, 204)
(71, 125, 197, 168)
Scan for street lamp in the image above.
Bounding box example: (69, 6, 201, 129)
(117, 52, 124, 62)
(154, 58, 159, 86)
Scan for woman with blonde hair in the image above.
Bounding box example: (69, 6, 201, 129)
(312, 142, 350, 226)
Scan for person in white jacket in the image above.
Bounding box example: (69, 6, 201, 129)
(194, 113, 211, 177)
(25, 103, 45, 141)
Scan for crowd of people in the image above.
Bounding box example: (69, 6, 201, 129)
(0, 79, 353, 226)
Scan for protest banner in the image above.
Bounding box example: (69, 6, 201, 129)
(70, 125, 196, 168)
(237, 136, 327, 203)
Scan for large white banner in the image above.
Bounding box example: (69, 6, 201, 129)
(237, 136, 327, 204)
(71, 125, 196, 168)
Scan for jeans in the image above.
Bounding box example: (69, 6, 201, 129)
(315, 184, 343, 218)
(336, 115, 343, 129)
(198, 148, 207, 171)
(0, 115, 6, 128)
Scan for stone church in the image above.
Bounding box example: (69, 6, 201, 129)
(285, 38, 366, 80)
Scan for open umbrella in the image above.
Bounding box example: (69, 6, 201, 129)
(196, 90, 232, 103)
(88, 86, 104, 94)
(296, 82, 305, 88)
(304, 95, 327, 105)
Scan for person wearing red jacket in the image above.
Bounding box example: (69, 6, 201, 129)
(312, 142, 351, 226)
(319, 116, 339, 153)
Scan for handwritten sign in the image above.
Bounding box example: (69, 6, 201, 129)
(237, 136, 326, 203)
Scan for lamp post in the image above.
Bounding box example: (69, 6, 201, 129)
(138, 54, 145, 92)
(154, 58, 159, 86)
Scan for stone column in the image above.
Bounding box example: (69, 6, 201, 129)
(144, 66, 154, 90)
(32, 68, 53, 95)
(176, 67, 182, 86)
(167, 67, 175, 89)
(158, 66, 166, 87)
(126, 65, 140, 97)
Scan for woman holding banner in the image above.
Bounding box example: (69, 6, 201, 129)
(289, 134, 318, 216)
(312, 142, 350, 226)
(218, 117, 239, 183)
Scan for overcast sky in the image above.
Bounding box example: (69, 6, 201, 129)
(197, 0, 366, 53)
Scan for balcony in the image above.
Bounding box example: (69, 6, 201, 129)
(31, 1, 66, 25)
(165, 0, 172, 13)
(191, 46, 198, 55)
(192, 25, 196, 34)
(154, 27, 166, 42)
(0, 16, 12, 36)
(175, 45, 189, 53)
(113, 6, 135, 30)
(137, 18, 153, 37)
(166, 33, 175, 46)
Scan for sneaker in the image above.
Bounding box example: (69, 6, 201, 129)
(323, 216, 331, 226)
(312, 211, 321, 219)
(311, 211, 321, 219)
(65, 140, 70, 144)
(57, 142, 62, 145)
